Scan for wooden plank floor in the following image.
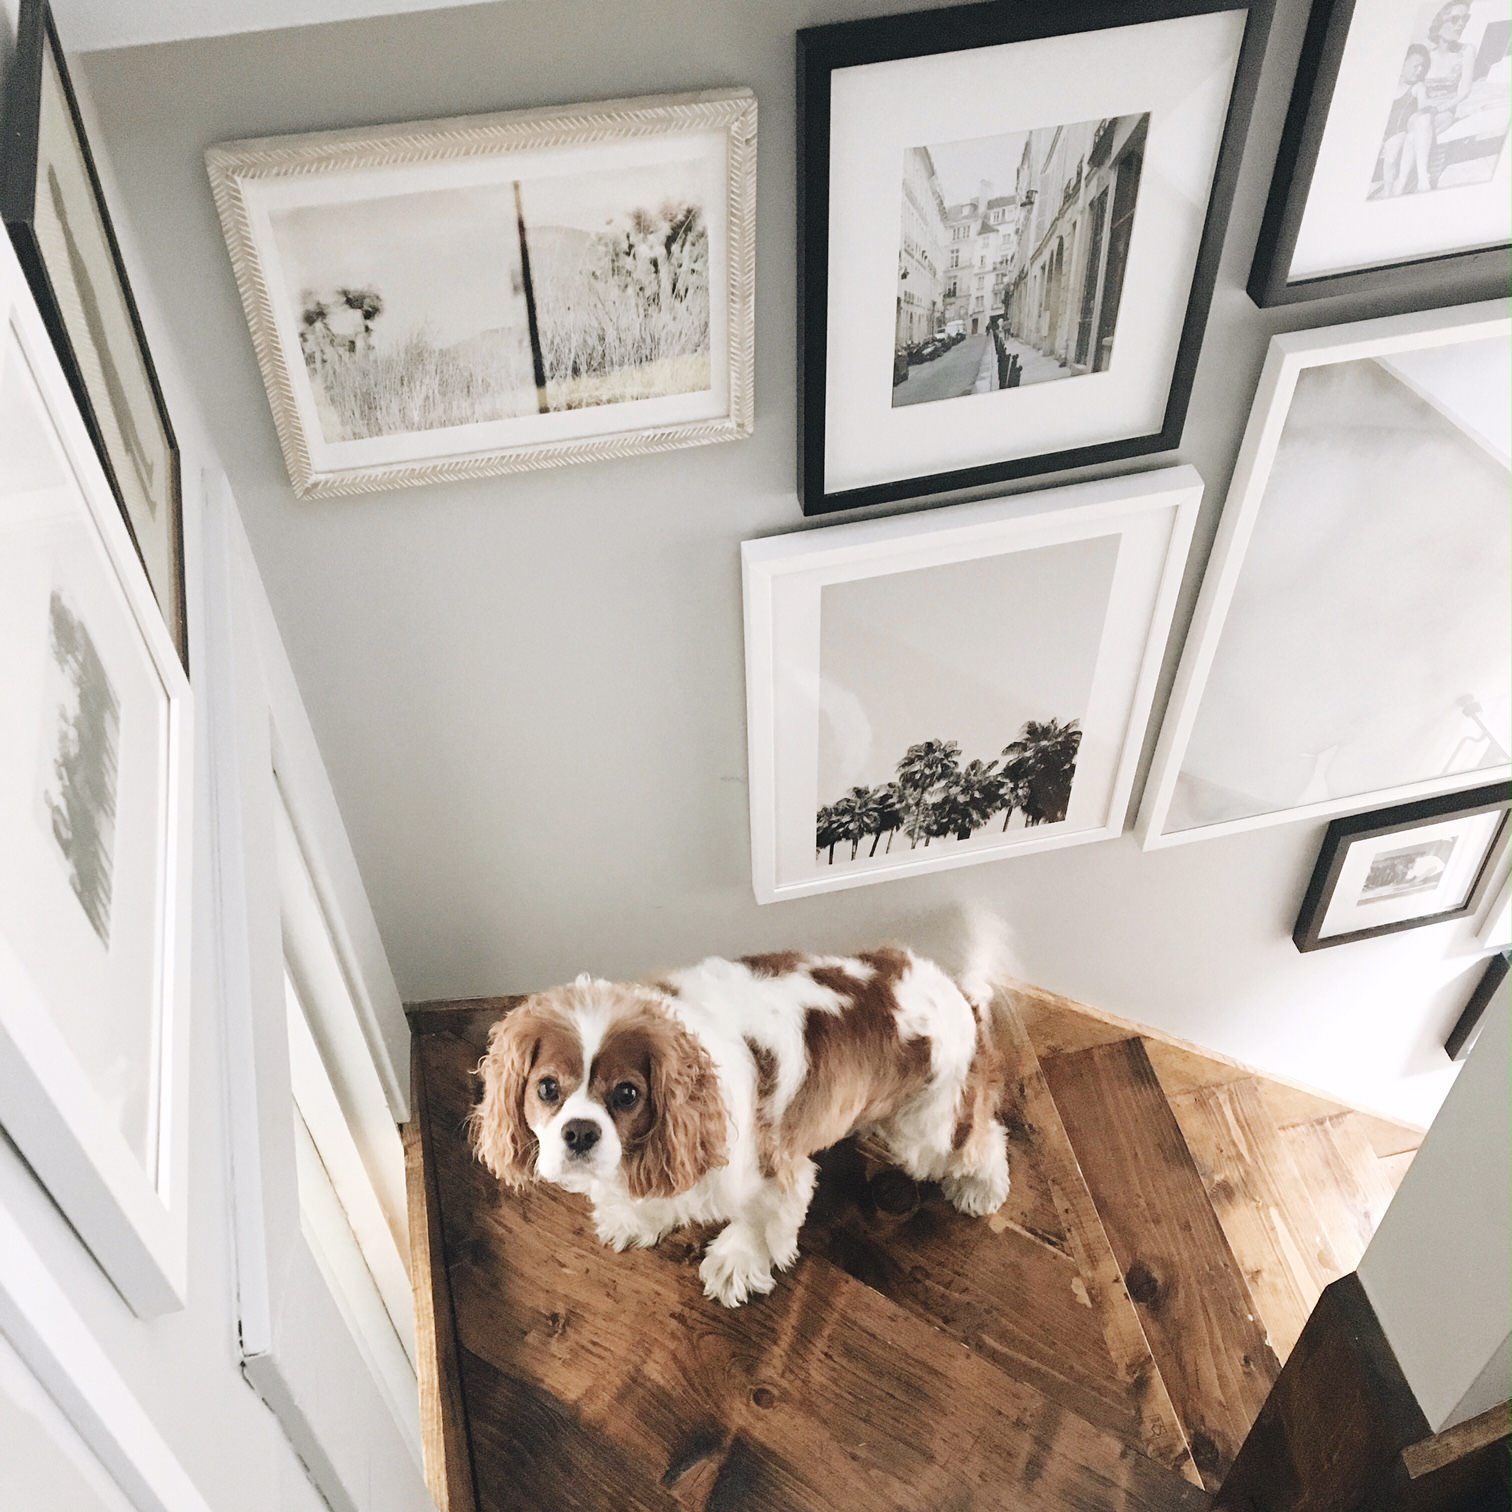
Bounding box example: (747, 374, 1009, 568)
(407, 986, 1424, 1511)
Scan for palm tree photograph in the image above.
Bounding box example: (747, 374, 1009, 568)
(813, 534, 1117, 873)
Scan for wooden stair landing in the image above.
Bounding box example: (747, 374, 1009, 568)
(406, 988, 1424, 1511)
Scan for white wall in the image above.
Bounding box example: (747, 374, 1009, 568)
(1359, 997, 1511, 1431)
(74, 0, 1503, 1128)
(0, 30, 343, 1512)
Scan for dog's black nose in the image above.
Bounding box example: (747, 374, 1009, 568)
(563, 1119, 600, 1155)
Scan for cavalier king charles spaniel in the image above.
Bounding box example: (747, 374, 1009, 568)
(471, 947, 1011, 1307)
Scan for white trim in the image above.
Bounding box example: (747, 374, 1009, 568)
(0, 230, 194, 1319)
(1477, 870, 1512, 952)
(0, 1204, 210, 1511)
(743, 465, 1202, 902)
(1137, 301, 1512, 850)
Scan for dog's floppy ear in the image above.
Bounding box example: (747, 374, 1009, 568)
(471, 1007, 546, 1190)
(622, 1002, 727, 1200)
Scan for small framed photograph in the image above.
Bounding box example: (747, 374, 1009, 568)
(0, 233, 194, 1316)
(207, 88, 756, 498)
(1293, 783, 1510, 951)
(1445, 949, 1509, 1059)
(1138, 301, 1510, 848)
(743, 466, 1200, 902)
(1251, 0, 1512, 307)
(795, 0, 1271, 514)
(0, 0, 186, 668)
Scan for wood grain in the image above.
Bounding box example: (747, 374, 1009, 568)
(1168, 1079, 1317, 1361)
(403, 1043, 477, 1512)
(1043, 1038, 1280, 1489)
(419, 1021, 1211, 1512)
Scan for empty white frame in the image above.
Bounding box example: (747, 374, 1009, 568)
(1140, 301, 1511, 849)
(744, 466, 1201, 902)
(0, 1202, 210, 1512)
(0, 235, 194, 1317)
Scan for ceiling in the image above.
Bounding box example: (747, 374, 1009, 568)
(55, 0, 503, 51)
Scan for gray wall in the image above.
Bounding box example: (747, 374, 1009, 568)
(80, 0, 1499, 1127)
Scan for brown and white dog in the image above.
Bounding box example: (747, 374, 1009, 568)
(471, 948, 1010, 1306)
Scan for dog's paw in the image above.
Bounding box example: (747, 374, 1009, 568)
(766, 1225, 801, 1273)
(700, 1226, 776, 1307)
(942, 1167, 1010, 1218)
(593, 1212, 665, 1253)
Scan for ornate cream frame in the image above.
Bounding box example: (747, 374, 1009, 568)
(206, 89, 756, 498)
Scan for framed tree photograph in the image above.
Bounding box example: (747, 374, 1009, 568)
(0, 232, 194, 1317)
(207, 88, 755, 498)
(1250, 0, 1512, 307)
(1292, 783, 1510, 951)
(0, 0, 186, 668)
(795, 0, 1271, 515)
(743, 466, 1200, 902)
(1138, 300, 1510, 849)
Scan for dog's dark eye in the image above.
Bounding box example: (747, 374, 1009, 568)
(537, 1077, 560, 1104)
(611, 1082, 640, 1111)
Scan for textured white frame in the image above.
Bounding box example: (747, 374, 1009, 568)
(743, 466, 1202, 903)
(0, 237, 194, 1318)
(0, 1204, 210, 1511)
(206, 89, 756, 498)
(201, 480, 429, 1511)
(1138, 301, 1512, 850)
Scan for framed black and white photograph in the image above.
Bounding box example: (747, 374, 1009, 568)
(0, 232, 194, 1317)
(1292, 783, 1510, 951)
(1138, 301, 1511, 848)
(207, 89, 756, 498)
(796, 0, 1270, 515)
(743, 466, 1200, 902)
(1251, 0, 1512, 307)
(0, 0, 186, 668)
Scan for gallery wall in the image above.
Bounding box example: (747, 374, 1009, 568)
(0, 19, 337, 1511)
(78, 0, 1502, 1128)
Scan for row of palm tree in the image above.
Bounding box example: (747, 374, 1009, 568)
(815, 718, 1082, 864)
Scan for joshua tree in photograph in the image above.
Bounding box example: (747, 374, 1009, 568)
(816, 718, 1081, 864)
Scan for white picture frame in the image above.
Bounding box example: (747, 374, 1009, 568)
(1138, 300, 1511, 849)
(743, 465, 1201, 903)
(0, 1202, 210, 1511)
(206, 88, 756, 499)
(0, 236, 194, 1317)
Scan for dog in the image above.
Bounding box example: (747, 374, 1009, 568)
(470, 947, 1011, 1306)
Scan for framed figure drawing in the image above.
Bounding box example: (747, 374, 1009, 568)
(743, 466, 1200, 902)
(1292, 783, 1510, 950)
(796, 0, 1271, 514)
(1139, 301, 1511, 849)
(207, 89, 756, 498)
(0, 232, 194, 1317)
(1251, 0, 1512, 306)
(0, 0, 186, 667)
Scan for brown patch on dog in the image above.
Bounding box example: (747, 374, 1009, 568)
(738, 951, 805, 979)
(952, 1011, 1005, 1158)
(745, 1037, 780, 1178)
(470, 997, 583, 1190)
(771, 951, 932, 1182)
(598, 1003, 728, 1200)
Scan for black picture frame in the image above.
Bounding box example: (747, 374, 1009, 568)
(1445, 950, 1508, 1061)
(0, 0, 187, 671)
(1249, 0, 1512, 309)
(795, 0, 1273, 517)
(1293, 783, 1512, 953)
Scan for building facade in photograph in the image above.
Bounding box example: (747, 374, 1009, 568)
(1004, 115, 1147, 378)
(940, 187, 1018, 336)
(897, 147, 948, 346)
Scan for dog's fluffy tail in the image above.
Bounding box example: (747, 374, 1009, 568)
(941, 904, 1025, 1015)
